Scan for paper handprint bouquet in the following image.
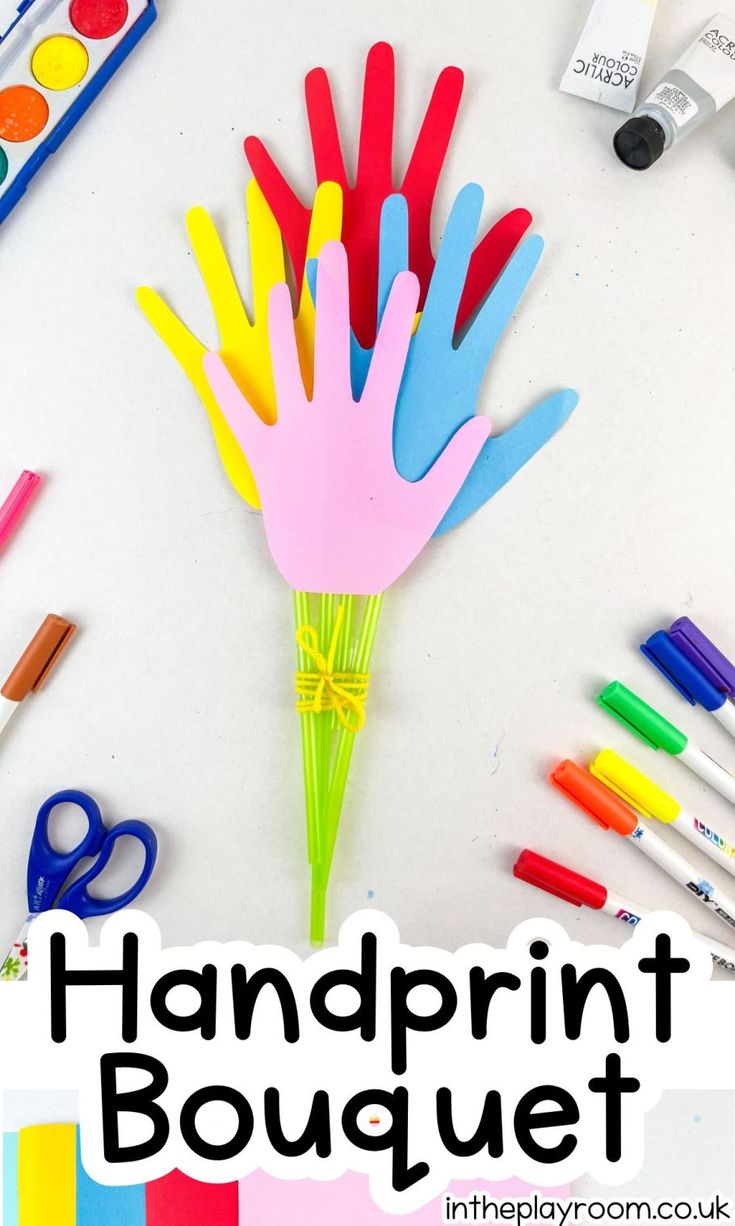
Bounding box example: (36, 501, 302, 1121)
(138, 43, 578, 943)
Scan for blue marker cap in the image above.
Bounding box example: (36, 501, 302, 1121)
(641, 631, 725, 711)
(669, 617, 735, 698)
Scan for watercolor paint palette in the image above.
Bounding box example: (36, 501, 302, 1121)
(0, 0, 156, 224)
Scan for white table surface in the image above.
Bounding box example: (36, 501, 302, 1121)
(1, 0, 735, 971)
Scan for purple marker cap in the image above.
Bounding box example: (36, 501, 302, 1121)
(669, 617, 735, 698)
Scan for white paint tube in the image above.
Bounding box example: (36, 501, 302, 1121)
(560, 0, 661, 114)
(615, 13, 735, 169)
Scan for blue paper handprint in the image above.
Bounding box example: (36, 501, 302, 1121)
(308, 183, 578, 535)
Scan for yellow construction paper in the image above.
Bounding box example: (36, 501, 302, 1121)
(137, 180, 342, 508)
(18, 1124, 75, 1226)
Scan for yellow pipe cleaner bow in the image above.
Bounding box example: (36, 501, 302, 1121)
(295, 605, 370, 733)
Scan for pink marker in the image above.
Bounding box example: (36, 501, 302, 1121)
(0, 471, 41, 551)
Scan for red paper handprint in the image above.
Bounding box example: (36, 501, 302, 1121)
(245, 42, 531, 348)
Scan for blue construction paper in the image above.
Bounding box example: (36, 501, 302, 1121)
(76, 1130, 146, 1225)
(392, 184, 578, 533)
(307, 184, 578, 535)
(434, 387, 578, 532)
(3, 1133, 19, 1226)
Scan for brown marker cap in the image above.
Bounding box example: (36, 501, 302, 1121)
(1, 614, 77, 701)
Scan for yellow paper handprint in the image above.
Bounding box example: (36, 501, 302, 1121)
(137, 180, 342, 508)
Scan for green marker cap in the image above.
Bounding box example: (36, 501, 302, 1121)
(597, 681, 688, 756)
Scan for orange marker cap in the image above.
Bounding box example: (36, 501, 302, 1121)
(550, 759, 638, 836)
(1, 614, 77, 701)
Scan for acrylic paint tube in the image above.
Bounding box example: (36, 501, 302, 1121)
(615, 13, 735, 169)
(560, 0, 661, 113)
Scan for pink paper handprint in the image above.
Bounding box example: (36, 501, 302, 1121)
(203, 243, 489, 595)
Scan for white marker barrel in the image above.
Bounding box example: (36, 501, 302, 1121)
(678, 741, 735, 805)
(0, 694, 18, 736)
(604, 890, 645, 923)
(673, 810, 735, 877)
(713, 700, 735, 739)
(604, 887, 735, 975)
(628, 823, 735, 934)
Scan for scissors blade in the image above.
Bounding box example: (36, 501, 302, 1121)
(0, 917, 31, 982)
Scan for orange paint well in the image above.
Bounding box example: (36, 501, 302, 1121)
(0, 85, 49, 142)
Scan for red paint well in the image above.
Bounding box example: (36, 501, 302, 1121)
(69, 0, 128, 39)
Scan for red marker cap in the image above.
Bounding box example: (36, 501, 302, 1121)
(513, 848, 607, 909)
(550, 759, 638, 836)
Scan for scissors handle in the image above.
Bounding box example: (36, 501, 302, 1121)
(56, 819, 158, 920)
(27, 789, 108, 916)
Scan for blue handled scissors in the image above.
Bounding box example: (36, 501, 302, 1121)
(1, 789, 158, 981)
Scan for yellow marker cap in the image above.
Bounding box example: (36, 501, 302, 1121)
(590, 749, 681, 824)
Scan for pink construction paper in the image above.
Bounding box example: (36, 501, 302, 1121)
(203, 242, 489, 595)
(238, 1173, 570, 1223)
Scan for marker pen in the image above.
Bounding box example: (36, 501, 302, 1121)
(0, 470, 41, 552)
(0, 614, 77, 736)
(641, 630, 735, 739)
(550, 759, 735, 936)
(660, 616, 735, 736)
(598, 680, 735, 804)
(513, 848, 735, 975)
(670, 617, 735, 698)
(591, 748, 735, 878)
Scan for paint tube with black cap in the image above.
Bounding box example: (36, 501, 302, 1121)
(615, 13, 735, 169)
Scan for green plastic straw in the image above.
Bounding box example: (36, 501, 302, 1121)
(332, 593, 354, 733)
(316, 593, 335, 808)
(294, 590, 321, 864)
(310, 592, 383, 945)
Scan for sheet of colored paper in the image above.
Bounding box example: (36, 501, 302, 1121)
(238, 1173, 571, 1222)
(76, 1129, 146, 1225)
(18, 1123, 75, 1226)
(3, 1133, 19, 1226)
(146, 1170, 239, 1226)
